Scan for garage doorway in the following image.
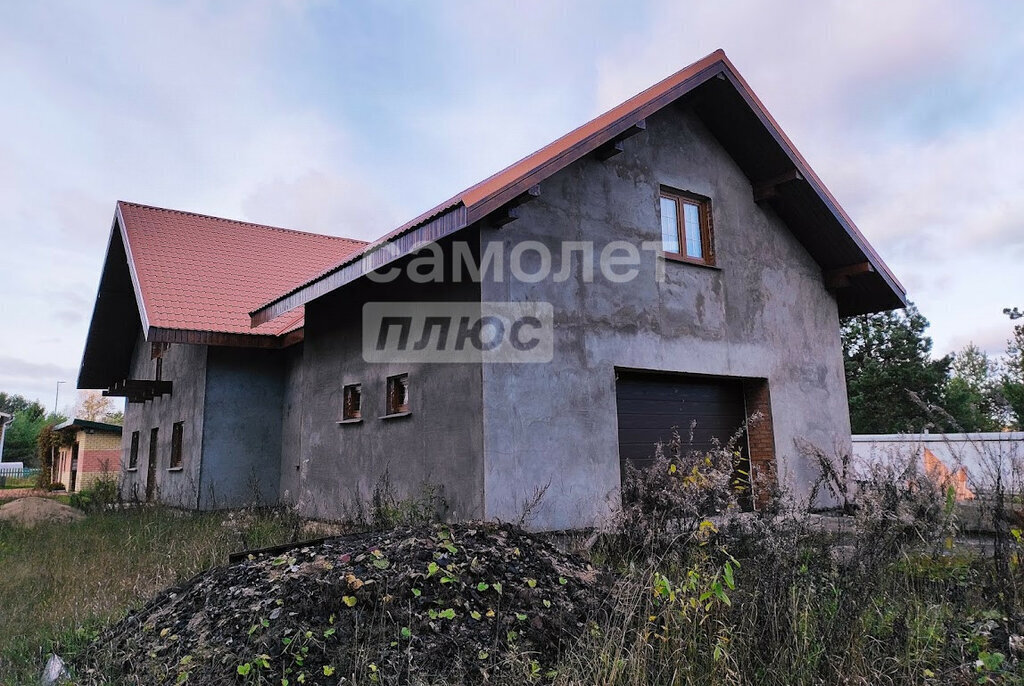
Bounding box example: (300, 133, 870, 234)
(614, 370, 772, 508)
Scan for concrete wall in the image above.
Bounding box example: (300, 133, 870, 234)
(296, 241, 485, 522)
(279, 343, 305, 505)
(120, 335, 208, 507)
(198, 347, 286, 509)
(479, 104, 852, 528)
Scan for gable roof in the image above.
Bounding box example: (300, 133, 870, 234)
(251, 49, 906, 326)
(77, 202, 365, 388)
(117, 201, 365, 338)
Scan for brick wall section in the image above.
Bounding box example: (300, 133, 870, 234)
(53, 429, 122, 492)
(743, 380, 777, 510)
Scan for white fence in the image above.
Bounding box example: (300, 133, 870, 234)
(851, 432, 1024, 494)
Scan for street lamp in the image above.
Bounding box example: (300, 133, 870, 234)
(54, 381, 66, 417)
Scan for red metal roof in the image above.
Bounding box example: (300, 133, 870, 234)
(117, 201, 366, 337)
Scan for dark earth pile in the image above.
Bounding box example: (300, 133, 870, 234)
(75, 523, 611, 685)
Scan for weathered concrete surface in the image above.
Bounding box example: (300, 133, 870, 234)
(278, 343, 306, 505)
(479, 104, 852, 528)
(296, 244, 485, 522)
(199, 347, 285, 509)
(120, 334, 208, 508)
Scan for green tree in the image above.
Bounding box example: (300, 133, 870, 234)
(944, 343, 1005, 431)
(841, 304, 950, 434)
(1003, 324, 1024, 429)
(0, 393, 45, 418)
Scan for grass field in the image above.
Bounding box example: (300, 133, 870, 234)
(0, 506, 296, 683)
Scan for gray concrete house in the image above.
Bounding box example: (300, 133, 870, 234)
(78, 50, 906, 529)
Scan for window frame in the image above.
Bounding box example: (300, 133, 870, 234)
(341, 382, 363, 422)
(169, 421, 184, 470)
(128, 431, 140, 470)
(658, 188, 715, 266)
(384, 373, 411, 417)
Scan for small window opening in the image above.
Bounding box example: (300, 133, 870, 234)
(170, 421, 183, 469)
(385, 374, 410, 415)
(128, 431, 139, 469)
(343, 383, 362, 420)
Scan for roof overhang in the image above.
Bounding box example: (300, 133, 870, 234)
(54, 418, 123, 434)
(251, 49, 906, 326)
(77, 210, 307, 390)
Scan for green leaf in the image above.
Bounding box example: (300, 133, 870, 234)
(439, 608, 456, 619)
(526, 578, 537, 588)
(400, 626, 412, 638)
(478, 650, 489, 660)
(323, 665, 335, 676)
(470, 610, 482, 620)
(342, 596, 357, 607)
(237, 664, 252, 676)
(558, 577, 567, 585)
(476, 582, 489, 592)
(411, 588, 422, 597)
(492, 581, 503, 595)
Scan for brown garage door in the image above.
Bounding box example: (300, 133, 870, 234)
(615, 371, 749, 474)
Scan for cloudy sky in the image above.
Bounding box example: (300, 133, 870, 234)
(1, 1, 1022, 407)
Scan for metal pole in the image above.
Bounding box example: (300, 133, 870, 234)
(54, 381, 65, 417)
(0, 416, 9, 462)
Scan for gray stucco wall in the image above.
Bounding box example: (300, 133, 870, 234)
(119, 335, 208, 508)
(296, 252, 485, 522)
(479, 104, 852, 529)
(279, 343, 305, 505)
(198, 347, 285, 509)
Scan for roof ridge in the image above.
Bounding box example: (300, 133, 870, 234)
(116, 200, 369, 245)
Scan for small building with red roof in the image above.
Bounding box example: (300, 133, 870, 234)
(78, 50, 906, 527)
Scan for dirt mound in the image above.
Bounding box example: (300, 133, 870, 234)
(76, 523, 611, 685)
(0, 497, 84, 527)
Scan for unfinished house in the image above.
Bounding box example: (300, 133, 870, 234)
(78, 50, 906, 528)
(53, 419, 123, 493)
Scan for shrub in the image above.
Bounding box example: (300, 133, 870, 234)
(69, 477, 119, 513)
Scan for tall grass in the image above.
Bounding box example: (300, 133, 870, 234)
(0, 506, 296, 683)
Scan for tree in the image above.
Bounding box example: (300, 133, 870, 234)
(1003, 324, 1024, 429)
(944, 343, 1006, 432)
(76, 390, 114, 422)
(0, 393, 45, 419)
(841, 304, 951, 434)
(0, 393, 51, 466)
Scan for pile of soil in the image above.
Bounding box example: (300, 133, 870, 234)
(0, 497, 84, 527)
(76, 523, 611, 685)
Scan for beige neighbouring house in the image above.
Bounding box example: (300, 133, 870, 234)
(53, 419, 123, 493)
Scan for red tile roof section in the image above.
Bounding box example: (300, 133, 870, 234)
(117, 201, 366, 337)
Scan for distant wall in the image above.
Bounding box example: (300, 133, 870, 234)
(279, 343, 305, 506)
(199, 347, 286, 509)
(852, 432, 1024, 492)
(120, 336, 208, 507)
